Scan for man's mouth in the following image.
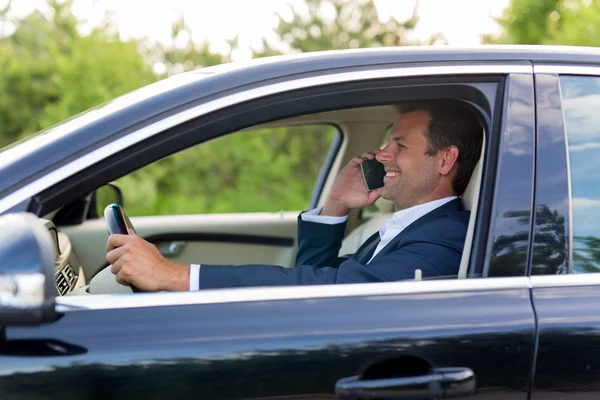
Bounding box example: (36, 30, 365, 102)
(383, 170, 400, 181)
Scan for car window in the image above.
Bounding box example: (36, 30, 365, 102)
(97, 124, 340, 217)
(561, 75, 600, 273)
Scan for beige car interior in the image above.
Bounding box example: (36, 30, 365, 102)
(60, 103, 484, 295)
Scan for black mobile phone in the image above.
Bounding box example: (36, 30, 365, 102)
(360, 158, 385, 191)
(104, 204, 135, 235)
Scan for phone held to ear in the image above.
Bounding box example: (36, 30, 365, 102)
(360, 158, 385, 191)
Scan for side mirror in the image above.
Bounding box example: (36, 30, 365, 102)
(97, 182, 124, 208)
(0, 213, 58, 326)
(54, 182, 124, 224)
(89, 182, 124, 219)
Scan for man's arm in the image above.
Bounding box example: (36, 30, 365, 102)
(198, 215, 467, 289)
(294, 152, 383, 267)
(107, 210, 465, 291)
(295, 210, 348, 267)
(198, 237, 463, 289)
(106, 152, 383, 292)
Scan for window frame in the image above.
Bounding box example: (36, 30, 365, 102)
(0, 63, 535, 309)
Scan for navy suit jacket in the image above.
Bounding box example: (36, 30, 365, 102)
(199, 198, 469, 289)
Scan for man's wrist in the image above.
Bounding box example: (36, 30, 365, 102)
(321, 197, 350, 217)
(161, 262, 190, 292)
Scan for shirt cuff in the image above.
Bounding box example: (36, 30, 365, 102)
(190, 264, 201, 291)
(300, 206, 348, 225)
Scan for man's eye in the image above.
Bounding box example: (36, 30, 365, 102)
(397, 144, 405, 150)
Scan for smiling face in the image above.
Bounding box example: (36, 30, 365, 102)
(375, 110, 457, 210)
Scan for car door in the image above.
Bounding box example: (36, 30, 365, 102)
(529, 66, 600, 399)
(0, 63, 537, 399)
(0, 278, 533, 400)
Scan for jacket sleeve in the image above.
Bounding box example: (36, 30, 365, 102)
(198, 231, 463, 289)
(294, 213, 348, 268)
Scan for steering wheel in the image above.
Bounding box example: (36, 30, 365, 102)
(103, 204, 144, 293)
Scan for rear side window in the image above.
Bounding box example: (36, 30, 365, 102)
(561, 75, 600, 273)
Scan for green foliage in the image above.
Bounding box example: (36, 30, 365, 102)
(146, 15, 228, 76)
(0, 1, 156, 145)
(484, 0, 600, 46)
(115, 125, 339, 216)
(254, 0, 442, 56)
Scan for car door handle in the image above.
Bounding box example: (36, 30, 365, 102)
(335, 367, 475, 399)
(158, 241, 186, 257)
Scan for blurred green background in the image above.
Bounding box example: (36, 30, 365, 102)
(1, 0, 597, 216)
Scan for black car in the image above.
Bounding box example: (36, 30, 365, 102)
(1, 45, 600, 399)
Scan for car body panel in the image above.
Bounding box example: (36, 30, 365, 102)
(1, 279, 534, 399)
(530, 71, 570, 276)
(483, 72, 536, 278)
(531, 276, 600, 399)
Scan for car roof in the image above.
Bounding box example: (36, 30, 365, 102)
(1, 44, 599, 200)
(190, 45, 600, 75)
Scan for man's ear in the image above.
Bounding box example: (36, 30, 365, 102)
(439, 146, 459, 176)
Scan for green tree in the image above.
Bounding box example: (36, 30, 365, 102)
(144, 15, 229, 77)
(0, 0, 156, 146)
(0, 1, 226, 147)
(483, 0, 600, 46)
(254, 0, 443, 56)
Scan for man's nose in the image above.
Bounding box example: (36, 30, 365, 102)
(376, 145, 391, 163)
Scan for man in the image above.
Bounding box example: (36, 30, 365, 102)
(106, 101, 483, 291)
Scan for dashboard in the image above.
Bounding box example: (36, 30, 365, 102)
(43, 219, 87, 295)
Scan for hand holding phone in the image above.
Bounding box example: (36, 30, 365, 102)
(103, 204, 143, 293)
(360, 158, 385, 191)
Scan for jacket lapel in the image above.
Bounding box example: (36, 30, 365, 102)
(368, 198, 464, 262)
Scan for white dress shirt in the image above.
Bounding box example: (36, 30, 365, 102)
(365, 196, 457, 263)
(189, 196, 457, 290)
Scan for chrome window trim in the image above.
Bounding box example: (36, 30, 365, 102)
(55, 276, 532, 312)
(534, 65, 600, 76)
(531, 274, 600, 288)
(0, 63, 530, 214)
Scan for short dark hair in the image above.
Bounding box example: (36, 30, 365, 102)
(400, 101, 483, 195)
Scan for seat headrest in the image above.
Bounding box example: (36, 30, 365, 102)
(460, 132, 485, 211)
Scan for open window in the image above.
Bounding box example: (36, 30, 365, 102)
(30, 73, 497, 297)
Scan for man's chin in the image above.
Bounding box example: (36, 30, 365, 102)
(379, 186, 392, 200)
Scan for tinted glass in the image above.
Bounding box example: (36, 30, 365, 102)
(562, 75, 600, 273)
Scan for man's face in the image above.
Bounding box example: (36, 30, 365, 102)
(375, 111, 444, 210)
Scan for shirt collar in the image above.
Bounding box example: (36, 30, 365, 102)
(379, 196, 458, 238)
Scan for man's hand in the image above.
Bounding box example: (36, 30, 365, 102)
(106, 234, 190, 292)
(321, 152, 383, 216)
